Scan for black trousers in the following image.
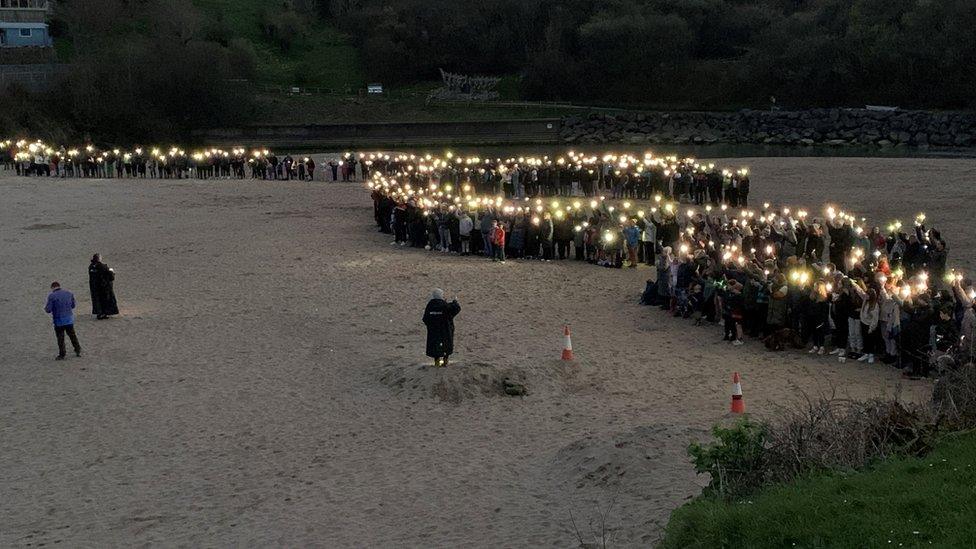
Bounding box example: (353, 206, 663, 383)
(555, 240, 570, 260)
(542, 242, 554, 260)
(640, 241, 655, 265)
(55, 324, 81, 357)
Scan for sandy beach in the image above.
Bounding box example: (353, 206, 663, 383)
(1, 156, 973, 547)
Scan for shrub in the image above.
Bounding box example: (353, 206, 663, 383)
(933, 363, 976, 430)
(689, 392, 939, 500)
(688, 418, 768, 498)
(227, 38, 259, 80)
(764, 395, 936, 483)
(261, 9, 309, 52)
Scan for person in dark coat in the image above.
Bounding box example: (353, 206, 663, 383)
(422, 288, 461, 367)
(88, 253, 119, 319)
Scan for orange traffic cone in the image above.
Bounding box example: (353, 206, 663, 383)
(561, 325, 574, 361)
(730, 372, 745, 414)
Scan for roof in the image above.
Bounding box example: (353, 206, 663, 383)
(0, 22, 48, 30)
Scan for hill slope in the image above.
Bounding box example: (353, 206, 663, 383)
(193, 0, 364, 91)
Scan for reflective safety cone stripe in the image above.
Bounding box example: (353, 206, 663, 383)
(561, 325, 574, 361)
(730, 371, 745, 414)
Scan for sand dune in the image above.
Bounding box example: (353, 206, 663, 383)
(0, 156, 970, 547)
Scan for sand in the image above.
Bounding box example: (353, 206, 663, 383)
(0, 156, 973, 547)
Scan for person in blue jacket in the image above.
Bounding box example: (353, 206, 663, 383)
(44, 281, 82, 360)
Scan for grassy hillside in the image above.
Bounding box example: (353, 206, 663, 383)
(660, 432, 976, 548)
(251, 92, 594, 124)
(181, 2, 649, 124)
(193, 0, 363, 91)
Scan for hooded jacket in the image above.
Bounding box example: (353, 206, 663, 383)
(423, 298, 461, 358)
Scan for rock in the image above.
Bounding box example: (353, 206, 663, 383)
(556, 109, 972, 148)
(502, 378, 527, 397)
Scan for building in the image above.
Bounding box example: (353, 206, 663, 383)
(0, 0, 56, 91)
(0, 0, 52, 47)
(0, 0, 51, 22)
(0, 22, 51, 47)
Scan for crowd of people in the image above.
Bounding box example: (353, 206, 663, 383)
(364, 150, 751, 203)
(8, 139, 973, 378)
(368, 152, 976, 379)
(0, 139, 376, 182)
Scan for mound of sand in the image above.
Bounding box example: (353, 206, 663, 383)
(379, 356, 602, 403)
(379, 361, 529, 403)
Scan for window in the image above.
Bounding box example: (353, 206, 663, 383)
(20, 28, 32, 37)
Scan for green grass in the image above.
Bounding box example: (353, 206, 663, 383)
(192, 0, 363, 91)
(250, 90, 598, 124)
(660, 432, 976, 549)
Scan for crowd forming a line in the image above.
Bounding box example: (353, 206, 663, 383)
(367, 151, 975, 379)
(0, 139, 375, 182)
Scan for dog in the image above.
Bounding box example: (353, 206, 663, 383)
(763, 328, 804, 351)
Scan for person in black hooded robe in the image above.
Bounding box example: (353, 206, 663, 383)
(88, 253, 119, 319)
(422, 288, 460, 367)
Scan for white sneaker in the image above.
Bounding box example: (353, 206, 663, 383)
(867, 354, 875, 364)
(818, 347, 826, 355)
(857, 354, 869, 362)
(830, 348, 843, 356)
(808, 347, 819, 354)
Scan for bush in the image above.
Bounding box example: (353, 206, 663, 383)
(292, 62, 312, 86)
(203, 14, 234, 46)
(227, 38, 259, 80)
(933, 363, 976, 430)
(764, 395, 936, 483)
(688, 418, 768, 498)
(689, 393, 939, 500)
(261, 9, 309, 52)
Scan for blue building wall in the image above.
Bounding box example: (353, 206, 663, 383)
(0, 24, 51, 47)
